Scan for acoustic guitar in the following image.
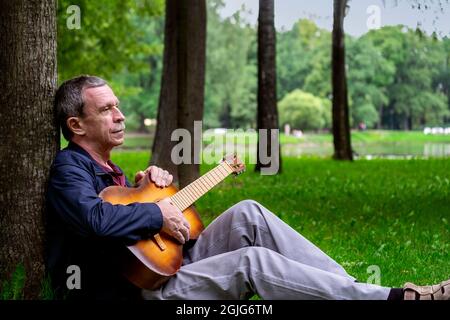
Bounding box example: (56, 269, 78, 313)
(99, 154, 245, 290)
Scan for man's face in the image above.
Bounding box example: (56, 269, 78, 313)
(78, 85, 126, 149)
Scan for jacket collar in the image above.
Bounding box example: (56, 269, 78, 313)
(66, 141, 113, 176)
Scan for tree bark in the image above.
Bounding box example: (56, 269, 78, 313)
(151, 0, 206, 188)
(332, 0, 353, 160)
(151, 0, 180, 181)
(255, 0, 281, 174)
(377, 104, 384, 129)
(176, 0, 206, 188)
(0, 0, 58, 299)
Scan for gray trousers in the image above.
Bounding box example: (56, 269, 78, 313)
(142, 200, 391, 300)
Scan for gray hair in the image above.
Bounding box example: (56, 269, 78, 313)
(54, 75, 107, 140)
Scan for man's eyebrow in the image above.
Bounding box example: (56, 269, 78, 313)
(101, 100, 120, 108)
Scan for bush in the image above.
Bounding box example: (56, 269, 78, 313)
(279, 89, 331, 131)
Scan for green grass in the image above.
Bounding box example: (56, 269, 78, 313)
(0, 264, 25, 300)
(112, 152, 450, 288)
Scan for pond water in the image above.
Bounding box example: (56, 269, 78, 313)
(282, 142, 450, 159)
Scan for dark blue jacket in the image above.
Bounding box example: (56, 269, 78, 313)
(45, 142, 163, 300)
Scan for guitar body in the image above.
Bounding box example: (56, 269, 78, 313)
(99, 174, 205, 290)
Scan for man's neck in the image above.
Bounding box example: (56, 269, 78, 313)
(71, 139, 112, 168)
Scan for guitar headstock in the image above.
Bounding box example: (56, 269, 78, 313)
(222, 154, 246, 176)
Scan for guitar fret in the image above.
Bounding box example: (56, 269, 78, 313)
(183, 193, 193, 208)
(217, 164, 227, 175)
(207, 174, 218, 187)
(180, 196, 190, 210)
(204, 174, 215, 187)
(210, 170, 220, 183)
(196, 179, 207, 193)
(176, 198, 186, 211)
(170, 197, 181, 209)
(201, 176, 213, 189)
(184, 189, 196, 205)
(192, 184, 204, 197)
(214, 166, 225, 179)
(177, 192, 190, 210)
(204, 173, 214, 185)
(216, 167, 227, 180)
(215, 166, 227, 180)
(188, 184, 202, 200)
(198, 179, 209, 192)
(221, 163, 232, 175)
(214, 167, 223, 180)
(172, 195, 182, 210)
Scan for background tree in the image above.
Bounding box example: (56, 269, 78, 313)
(278, 90, 331, 131)
(0, 0, 58, 299)
(331, 0, 353, 160)
(57, 0, 163, 82)
(277, 19, 329, 100)
(151, 0, 206, 188)
(346, 36, 395, 129)
(255, 0, 281, 174)
(367, 26, 448, 129)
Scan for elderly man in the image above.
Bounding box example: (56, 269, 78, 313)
(46, 75, 449, 300)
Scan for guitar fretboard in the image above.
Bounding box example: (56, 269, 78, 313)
(170, 162, 233, 211)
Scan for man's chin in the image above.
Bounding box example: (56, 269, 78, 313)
(112, 138, 124, 147)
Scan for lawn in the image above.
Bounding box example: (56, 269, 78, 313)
(112, 152, 450, 289)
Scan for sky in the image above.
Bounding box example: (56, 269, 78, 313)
(219, 0, 450, 38)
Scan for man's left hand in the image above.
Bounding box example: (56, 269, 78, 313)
(135, 166, 173, 188)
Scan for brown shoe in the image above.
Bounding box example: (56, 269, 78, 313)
(403, 279, 450, 300)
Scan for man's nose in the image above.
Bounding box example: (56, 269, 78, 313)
(113, 106, 125, 122)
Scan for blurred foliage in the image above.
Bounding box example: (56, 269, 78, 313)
(277, 21, 449, 130)
(204, 0, 257, 129)
(279, 89, 331, 130)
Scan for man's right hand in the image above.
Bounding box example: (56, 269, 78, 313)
(155, 198, 190, 244)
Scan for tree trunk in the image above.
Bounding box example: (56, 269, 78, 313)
(0, 0, 58, 299)
(138, 113, 147, 133)
(176, 0, 206, 188)
(219, 103, 232, 128)
(255, 0, 281, 174)
(151, 0, 206, 188)
(331, 0, 353, 160)
(151, 0, 180, 181)
(377, 104, 384, 129)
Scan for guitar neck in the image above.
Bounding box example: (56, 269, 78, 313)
(169, 162, 234, 211)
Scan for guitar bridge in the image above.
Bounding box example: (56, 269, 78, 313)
(153, 233, 166, 251)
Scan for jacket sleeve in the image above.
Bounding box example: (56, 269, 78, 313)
(47, 163, 163, 244)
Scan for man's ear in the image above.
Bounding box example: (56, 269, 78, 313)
(66, 117, 86, 136)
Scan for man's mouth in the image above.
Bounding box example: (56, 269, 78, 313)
(112, 127, 125, 134)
